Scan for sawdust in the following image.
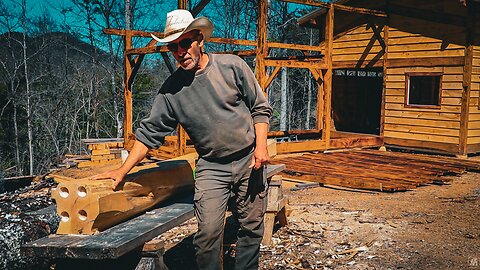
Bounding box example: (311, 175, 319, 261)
(159, 172, 479, 270)
(1, 166, 478, 269)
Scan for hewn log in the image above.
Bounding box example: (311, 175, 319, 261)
(51, 160, 194, 235)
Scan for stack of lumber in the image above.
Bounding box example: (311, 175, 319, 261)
(78, 139, 124, 168)
(272, 150, 480, 192)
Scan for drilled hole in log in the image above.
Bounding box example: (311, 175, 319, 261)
(78, 210, 87, 221)
(59, 187, 69, 198)
(77, 186, 87, 197)
(60, 211, 70, 222)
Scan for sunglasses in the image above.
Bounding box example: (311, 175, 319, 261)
(167, 37, 196, 52)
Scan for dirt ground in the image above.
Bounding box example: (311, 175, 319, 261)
(160, 171, 480, 270)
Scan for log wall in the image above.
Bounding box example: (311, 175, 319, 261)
(383, 26, 466, 154)
(467, 45, 480, 150)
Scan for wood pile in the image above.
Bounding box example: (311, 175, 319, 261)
(77, 139, 124, 168)
(272, 150, 480, 192)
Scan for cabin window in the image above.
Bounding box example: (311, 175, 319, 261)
(405, 73, 442, 108)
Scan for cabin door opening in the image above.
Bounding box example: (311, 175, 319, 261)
(332, 68, 383, 135)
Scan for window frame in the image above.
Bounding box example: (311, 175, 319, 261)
(404, 72, 443, 109)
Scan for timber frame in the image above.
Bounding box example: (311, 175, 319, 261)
(104, 0, 386, 157)
(104, 0, 480, 157)
(104, 0, 480, 156)
(104, 0, 399, 158)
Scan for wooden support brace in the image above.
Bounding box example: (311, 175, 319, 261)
(135, 238, 168, 270)
(262, 175, 289, 246)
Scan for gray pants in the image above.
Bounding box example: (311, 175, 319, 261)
(193, 149, 268, 270)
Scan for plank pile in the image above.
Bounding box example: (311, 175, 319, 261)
(78, 139, 124, 168)
(272, 150, 480, 192)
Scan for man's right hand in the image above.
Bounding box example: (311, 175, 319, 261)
(91, 140, 150, 190)
(92, 168, 127, 190)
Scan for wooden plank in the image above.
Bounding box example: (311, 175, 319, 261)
(264, 59, 326, 69)
(384, 116, 460, 129)
(276, 140, 327, 154)
(386, 66, 443, 74)
(328, 136, 383, 150)
(385, 57, 464, 68)
(387, 96, 462, 106)
(388, 43, 465, 52)
(21, 203, 194, 259)
(333, 46, 384, 55)
(384, 124, 459, 137)
(388, 50, 465, 59)
(384, 110, 460, 121)
(385, 103, 461, 113)
(384, 137, 459, 154)
(383, 130, 459, 144)
(387, 89, 463, 98)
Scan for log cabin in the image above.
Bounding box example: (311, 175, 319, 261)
(298, 0, 480, 157)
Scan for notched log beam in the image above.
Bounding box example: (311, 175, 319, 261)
(51, 160, 194, 235)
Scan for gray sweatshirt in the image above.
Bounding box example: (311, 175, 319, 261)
(135, 54, 273, 160)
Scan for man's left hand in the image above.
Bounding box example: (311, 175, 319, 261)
(249, 147, 269, 170)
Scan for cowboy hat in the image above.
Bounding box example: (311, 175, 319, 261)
(151, 9, 213, 43)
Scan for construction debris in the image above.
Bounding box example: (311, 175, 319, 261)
(0, 177, 57, 269)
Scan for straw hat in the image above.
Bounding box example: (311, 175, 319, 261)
(151, 9, 213, 43)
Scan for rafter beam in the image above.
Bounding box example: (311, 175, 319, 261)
(191, 0, 211, 16)
(277, 0, 387, 17)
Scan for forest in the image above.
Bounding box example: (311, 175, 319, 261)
(0, 0, 320, 177)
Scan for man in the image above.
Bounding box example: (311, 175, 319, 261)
(94, 9, 272, 270)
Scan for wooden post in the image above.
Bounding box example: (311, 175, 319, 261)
(124, 32, 133, 143)
(459, 1, 475, 156)
(256, 0, 268, 92)
(178, 0, 188, 9)
(380, 3, 389, 137)
(321, 4, 334, 147)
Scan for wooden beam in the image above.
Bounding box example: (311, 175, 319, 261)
(460, 0, 475, 155)
(124, 32, 133, 140)
(178, 0, 188, 9)
(264, 66, 282, 90)
(51, 160, 194, 234)
(276, 140, 327, 154)
(190, 0, 211, 16)
(389, 4, 466, 27)
(268, 41, 323, 52)
(328, 135, 384, 150)
(321, 3, 334, 148)
(264, 59, 326, 69)
(380, 20, 389, 138)
(277, 0, 387, 17)
(256, 0, 268, 90)
(367, 22, 386, 50)
(103, 28, 162, 38)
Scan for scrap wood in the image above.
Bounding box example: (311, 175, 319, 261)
(271, 149, 476, 192)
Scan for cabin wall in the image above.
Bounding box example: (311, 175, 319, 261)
(332, 24, 384, 65)
(383, 26, 466, 154)
(467, 45, 480, 152)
